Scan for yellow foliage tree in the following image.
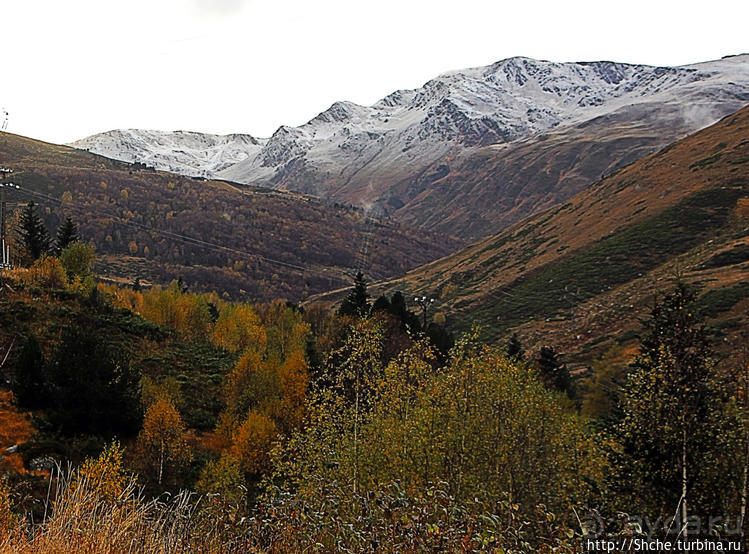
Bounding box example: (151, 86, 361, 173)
(74, 441, 128, 501)
(259, 300, 310, 363)
(28, 256, 67, 289)
(195, 454, 245, 505)
(136, 398, 191, 486)
(212, 304, 266, 353)
(277, 348, 308, 433)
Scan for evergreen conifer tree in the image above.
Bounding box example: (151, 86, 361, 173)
(506, 333, 525, 361)
(17, 201, 50, 262)
(12, 335, 47, 409)
(53, 216, 79, 256)
(338, 271, 371, 317)
(537, 346, 572, 396)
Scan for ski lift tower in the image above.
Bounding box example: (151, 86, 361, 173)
(0, 167, 18, 268)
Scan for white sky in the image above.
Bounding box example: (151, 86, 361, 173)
(2, 0, 748, 144)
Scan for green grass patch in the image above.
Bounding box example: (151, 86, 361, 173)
(689, 153, 722, 170)
(692, 282, 749, 319)
(700, 245, 749, 269)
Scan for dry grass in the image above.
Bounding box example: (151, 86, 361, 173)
(0, 468, 255, 553)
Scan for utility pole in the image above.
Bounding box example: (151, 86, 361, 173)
(0, 167, 19, 268)
(414, 295, 435, 330)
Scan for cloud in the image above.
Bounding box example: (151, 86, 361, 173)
(191, 0, 252, 16)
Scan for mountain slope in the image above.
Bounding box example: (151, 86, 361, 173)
(310, 104, 749, 365)
(74, 55, 749, 240)
(0, 132, 462, 301)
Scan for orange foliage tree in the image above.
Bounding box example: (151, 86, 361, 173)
(230, 411, 277, 474)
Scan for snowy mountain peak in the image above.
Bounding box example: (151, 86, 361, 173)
(72, 55, 749, 202)
(71, 128, 266, 177)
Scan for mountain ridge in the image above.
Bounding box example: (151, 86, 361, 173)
(71, 55, 749, 240)
(310, 103, 749, 366)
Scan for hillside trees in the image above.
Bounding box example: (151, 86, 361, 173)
(11, 335, 46, 410)
(272, 323, 600, 525)
(197, 300, 312, 498)
(59, 241, 96, 282)
(45, 327, 141, 437)
(338, 271, 370, 317)
(537, 345, 574, 398)
(506, 333, 525, 361)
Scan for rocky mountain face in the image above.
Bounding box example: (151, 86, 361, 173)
(72, 55, 749, 240)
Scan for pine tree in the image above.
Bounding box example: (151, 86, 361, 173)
(371, 295, 391, 313)
(53, 216, 79, 256)
(46, 326, 141, 437)
(338, 271, 370, 317)
(388, 291, 421, 332)
(17, 201, 50, 262)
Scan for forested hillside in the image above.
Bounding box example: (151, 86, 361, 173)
(0, 132, 462, 301)
(0, 251, 746, 551)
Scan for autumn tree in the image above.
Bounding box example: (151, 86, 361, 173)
(230, 411, 277, 474)
(28, 255, 67, 289)
(221, 349, 279, 432)
(272, 326, 600, 522)
(73, 441, 129, 502)
(212, 304, 266, 353)
(259, 300, 310, 364)
(196, 454, 245, 505)
(276, 348, 309, 433)
(136, 397, 191, 486)
(59, 242, 96, 282)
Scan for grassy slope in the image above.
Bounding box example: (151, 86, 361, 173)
(310, 105, 749, 366)
(0, 133, 463, 302)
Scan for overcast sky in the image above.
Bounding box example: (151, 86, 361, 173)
(2, 0, 747, 144)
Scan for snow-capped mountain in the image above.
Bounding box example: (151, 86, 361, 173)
(71, 129, 265, 177)
(71, 54, 749, 238)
